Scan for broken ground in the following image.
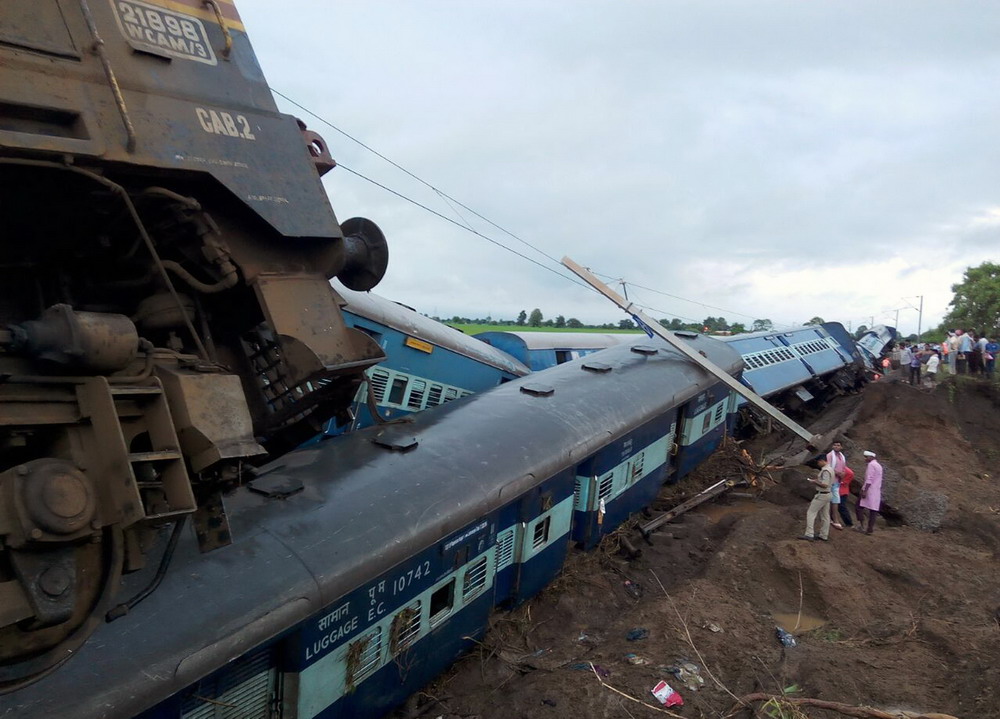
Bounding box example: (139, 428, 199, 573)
(397, 375, 1000, 719)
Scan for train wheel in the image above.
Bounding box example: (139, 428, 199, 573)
(0, 526, 123, 693)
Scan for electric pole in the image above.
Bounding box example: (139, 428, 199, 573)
(917, 295, 923, 342)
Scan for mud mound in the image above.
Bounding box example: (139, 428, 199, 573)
(408, 381, 1000, 719)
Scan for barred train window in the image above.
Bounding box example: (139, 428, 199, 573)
(494, 528, 515, 572)
(597, 471, 614, 500)
(345, 627, 382, 689)
(407, 379, 427, 410)
(532, 517, 551, 550)
(369, 370, 390, 402)
(390, 601, 421, 654)
(463, 556, 488, 601)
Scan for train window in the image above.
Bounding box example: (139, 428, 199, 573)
(407, 380, 427, 410)
(180, 646, 278, 719)
(345, 627, 382, 689)
(555, 350, 572, 364)
(429, 580, 455, 628)
(701, 413, 712, 433)
(389, 601, 421, 655)
(495, 528, 516, 572)
(714, 403, 726, 423)
(444, 387, 459, 402)
(463, 556, 489, 601)
(388, 377, 408, 405)
(630, 452, 645, 482)
(532, 517, 551, 550)
(597, 471, 614, 501)
(369, 369, 390, 403)
(427, 385, 444, 406)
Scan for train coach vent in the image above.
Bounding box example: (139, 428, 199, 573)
(181, 646, 279, 719)
(631, 345, 659, 355)
(520, 383, 554, 397)
(582, 361, 612, 373)
(494, 528, 516, 572)
(463, 556, 489, 602)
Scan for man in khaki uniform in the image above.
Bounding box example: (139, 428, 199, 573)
(799, 455, 834, 541)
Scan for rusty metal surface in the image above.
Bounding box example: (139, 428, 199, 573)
(0, 0, 396, 689)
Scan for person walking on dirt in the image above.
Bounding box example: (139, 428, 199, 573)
(826, 441, 848, 529)
(800, 455, 834, 541)
(856, 451, 883, 535)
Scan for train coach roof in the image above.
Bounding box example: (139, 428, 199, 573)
(473, 331, 635, 350)
(336, 284, 530, 376)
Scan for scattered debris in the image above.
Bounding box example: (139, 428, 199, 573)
(626, 627, 649, 641)
(623, 579, 643, 599)
(775, 626, 797, 647)
(650, 680, 684, 707)
(666, 661, 704, 692)
(704, 622, 724, 633)
(624, 653, 649, 666)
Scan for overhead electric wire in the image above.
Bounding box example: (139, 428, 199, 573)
(272, 88, 796, 326)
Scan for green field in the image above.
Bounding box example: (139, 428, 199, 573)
(447, 323, 644, 335)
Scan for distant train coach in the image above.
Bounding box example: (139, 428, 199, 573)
(473, 331, 633, 370)
(323, 288, 530, 435)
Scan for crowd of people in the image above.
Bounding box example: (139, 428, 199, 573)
(799, 440, 882, 541)
(890, 330, 997, 388)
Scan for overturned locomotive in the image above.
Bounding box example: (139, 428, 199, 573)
(0, 0, 389, 689)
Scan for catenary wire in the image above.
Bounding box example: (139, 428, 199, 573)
(275, 89, 803, 326)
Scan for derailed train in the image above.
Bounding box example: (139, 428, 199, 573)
(0, 2, 878, 718)
(8, 334, 745, 718)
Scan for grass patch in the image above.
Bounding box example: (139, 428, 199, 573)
(447, 323, 644, 335)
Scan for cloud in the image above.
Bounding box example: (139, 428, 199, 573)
(236, 1, 1000, 334)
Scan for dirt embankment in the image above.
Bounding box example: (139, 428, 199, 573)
(402, 377, 1000, 719)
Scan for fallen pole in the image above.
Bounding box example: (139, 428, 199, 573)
(639, 477, 738, 539)
(562, 256, 822, 450)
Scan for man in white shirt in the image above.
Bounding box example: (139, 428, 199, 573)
(925, 350, 940, 388)
(825, 441, 851, 529)
(898, 343, 912, 379)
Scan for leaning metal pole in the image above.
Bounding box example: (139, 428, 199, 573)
(561, 256, 822, 449)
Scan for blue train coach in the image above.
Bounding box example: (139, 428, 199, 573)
(324, 286, 530, 435)
(473, 330, 633, 371)
(721, 322, 863, 413)
(6, 335, 744, 719)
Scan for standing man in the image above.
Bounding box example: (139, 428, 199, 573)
(986, 336, 998, 379)
(956, 330, 972, 375)
(898, 342, 912, 379)
(826, 440, 848, 529)
(800, 455, 834, 541)
(856, 451, 883, 535)
(908, 347, 922, 386)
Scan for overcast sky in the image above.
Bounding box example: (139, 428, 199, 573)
(237, 1, 1000, 336)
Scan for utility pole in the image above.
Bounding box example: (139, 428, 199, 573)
(894, 308, 900, 329)
(917, 295, 923, 342)
(870, 315, 874, 328)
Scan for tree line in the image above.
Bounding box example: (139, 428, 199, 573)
(441, 309, 832, 334)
